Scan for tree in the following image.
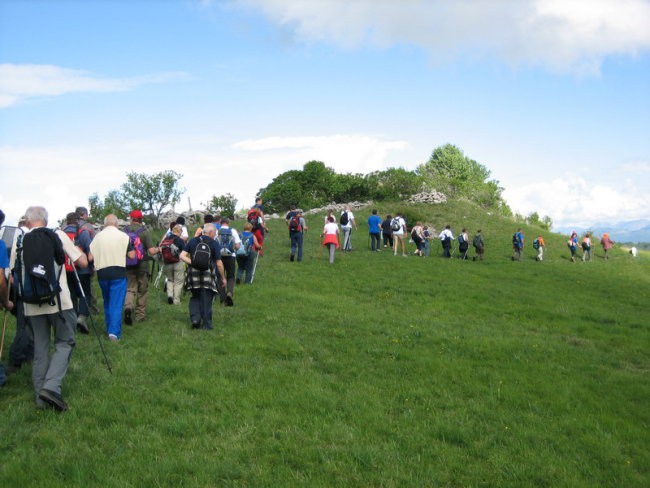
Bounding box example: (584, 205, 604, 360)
(204, 193, 238, 218)
(527, 212, 553, 230)
(365, 168, 425, 201)
(88, 190, 128, 223)
(120, 171, 184, 227)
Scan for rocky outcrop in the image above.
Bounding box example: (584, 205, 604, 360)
(407, 190, 447, 205)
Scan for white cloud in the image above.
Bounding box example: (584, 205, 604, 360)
(503, 173, 650, 228)
(0, 64, 189, 108)
(232, 0, 650, 74)
(0, 133, 409, 225)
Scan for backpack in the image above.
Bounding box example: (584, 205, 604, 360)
(473, 234, 482, 248)
(458, 234, 465, 245)
(217, 227, 236, 256)
(191, 236, 212, 271)
(63, 225, 80, 272)
(160, 236, 181, 264)
(581, 240, 590, 251)
(289, 216, 302, 233)
(247, 209, 261, 229)
(14, 228, 65, 308)
(391, 218, 401, 232)
(236, 232, 254, 257)
(125, 227, 146, 267)
(512, 234, 519, 247)
(0, 225, 24, 261)
(340, 212, 349, 226)
(533, 239, 540, 250)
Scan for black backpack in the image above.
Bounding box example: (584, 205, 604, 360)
(14, 228, 65, 308)
(512, 234, 519, 246)
(340, 211, 349, 226)
(191, 236, 212, 271)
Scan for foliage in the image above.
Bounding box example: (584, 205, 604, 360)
(1, 200, 648, 487)
(88, 190, 128, 222)
(527, 211, 553, 230)
(204, 192, 238, 218)
(365, 167, 425, 200)
(120, 171, 184, 228)
(416, 144, 510, 214)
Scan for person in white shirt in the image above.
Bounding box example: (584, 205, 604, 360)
(322, 216, 340, 264)
(392, 213, 407, 257)
(340, 206, 357, 251)
(439, 225, 454, 258)
(216, 217, 241, 306)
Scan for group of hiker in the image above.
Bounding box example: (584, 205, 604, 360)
(0, 199, 269, 411)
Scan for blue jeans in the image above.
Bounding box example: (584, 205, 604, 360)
(99, 278, 128, 338)
(189, 288, 215, 329)
(290, 232, 304, 261)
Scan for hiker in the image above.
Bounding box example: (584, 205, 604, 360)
(324, 209, 335, 225)
(582, 233, 592, 262)
(247, 207, 265, 254)
(193, 214, 215, 238)
(75, 206, 98, 314)
(90, 214, 136, 341)
(123, 210, 159, 325)
(0, 210, 12, 312)
(62, 212, 93, 334)
(175, 216, 190, 242)
(289, 209, 307, 262)
(439, 225, 454, 258)
(252, 197, 268, 235)
(381, 214, 394, 249)
(512, 228, 524, 261)
(458, 228, 469, 260)
(322, 215, 340, 264)
(285, 205, 297, 229)
(236, 222, 260, 285)
(423, 226, 433, 257)
(472, 229, 485, 261)
(19, 206, 88, 411)
(367, 209, 382, 252)
(5, 214, 33, 375)
(534, 235, 545, 261)
(601, 233, 614, 260)
(392, 213, 407, 257)
(216, 217, 241, 306)
(161, 224, 185, 305)
(340, 206, 357, 251)
(567, 231, 579, 262)
(180, 223, 227, 330)
(411, 222, 425, 257)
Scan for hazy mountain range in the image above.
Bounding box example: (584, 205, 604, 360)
(555, 219, 650, 243)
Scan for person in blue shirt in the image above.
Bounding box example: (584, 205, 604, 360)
(0, 209, 12, 311)
(367, 209, 382, 252)
(512, 228, 525, 261)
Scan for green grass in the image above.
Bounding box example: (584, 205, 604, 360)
(1, 200, 648, 487)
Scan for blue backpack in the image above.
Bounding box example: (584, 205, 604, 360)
(218, 227, 236, 256)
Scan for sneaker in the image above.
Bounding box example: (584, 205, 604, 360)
(108, 334, 119, 341)
(76, 315, 90, 334)
(38, 389, 68, 411)
(167, 296, 173, 305)
(124, 308, 133, 325)
(225, 294, 234, 307)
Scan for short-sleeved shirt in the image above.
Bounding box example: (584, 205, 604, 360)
(24, 228, 82, 316)
(184, 235, 222, 264)
(64, 224, 94, 275)
(368, 215, 382, 234)
(0, 240, 8, 269)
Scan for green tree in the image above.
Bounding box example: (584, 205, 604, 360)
(204, 193, 238, 219)
(527, 212, 553, 230)
(88, 190, 128, 222)
(120, 171, 184, 227)
(365, 168, 425, 201)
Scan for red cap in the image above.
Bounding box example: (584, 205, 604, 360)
(129, 210, 143, 219)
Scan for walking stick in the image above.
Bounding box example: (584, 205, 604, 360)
(72, 267, 112, 374)
(249, 251, 260, 284)
(153, 262, 164, 289)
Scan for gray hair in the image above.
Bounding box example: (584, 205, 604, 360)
(24, 206, 48, 226)
(203, 223, 217, 237)
(104, 214, 119, 227)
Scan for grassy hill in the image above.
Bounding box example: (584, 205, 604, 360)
(1, 200, 648, 487)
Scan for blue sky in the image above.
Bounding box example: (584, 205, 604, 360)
(1, 0, 649, 229)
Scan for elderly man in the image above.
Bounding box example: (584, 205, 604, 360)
(90, 214, 135, 341)
(180, 223, 226, 330)
(18, 206, 88, 411)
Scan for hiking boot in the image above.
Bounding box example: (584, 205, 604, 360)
(167, 296, 173, 305)
(76, 315, 90, 334)
(225, 294, 234, 307)
(38, 389, 68, 411)
(290, 254, 295, 262)
(191, 321, 201, 329)
(124, 308, 133, 325)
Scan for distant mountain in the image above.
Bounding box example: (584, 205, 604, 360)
(555, 219, 650, 243)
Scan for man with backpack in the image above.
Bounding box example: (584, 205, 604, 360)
(123, 210, 160, 325)
(289, 209, 307, 262)
(216, 217, 241, 306)
(160, 224, 185, 305)
(438, 225, 454, 258)
(472, 229, 485, 261)
(340, 206, 357, 251)
(391, 213, 407, 257)
(75, 206, 97, 313)
(63, 212, 93, 334)
(17, 206, 88, 411)
(512, 228, 524, 261)
(180, 223, 226, 330)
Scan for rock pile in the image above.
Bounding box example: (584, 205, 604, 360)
(407, 190, 447, 205)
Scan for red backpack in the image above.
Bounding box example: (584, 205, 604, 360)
(63, 226, 80, 272)
(160, 236, 180, 264)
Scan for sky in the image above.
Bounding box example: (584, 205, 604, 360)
(1, 0, 649, 229)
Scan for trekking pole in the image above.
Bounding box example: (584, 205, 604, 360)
(72, 267, 112, 374)
(153, 262, 164, 289)
(250, 251, 260, 284)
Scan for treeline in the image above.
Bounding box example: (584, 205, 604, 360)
(258, 144, 511, 216)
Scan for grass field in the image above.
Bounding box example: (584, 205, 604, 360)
(1, 200, 648, 487)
